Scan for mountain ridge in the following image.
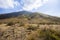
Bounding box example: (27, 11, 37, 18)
(0, 11, 60, 18)
(0, 11, 60, 24)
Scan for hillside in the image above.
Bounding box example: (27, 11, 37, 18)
(0, 11, 60, 40)
(0, 11, 60, 24)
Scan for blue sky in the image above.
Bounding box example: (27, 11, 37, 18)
(0, 0, 60, 17)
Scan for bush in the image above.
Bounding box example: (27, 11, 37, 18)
(7, 22, 14, 26)
(19, 22, 25, 26)
(27, 25, 38, 31)
(37, 29, 60, 40)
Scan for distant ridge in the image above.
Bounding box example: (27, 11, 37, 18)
(0, 11, 60, 24)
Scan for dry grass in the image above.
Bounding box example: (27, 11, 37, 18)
(0, 14, 60, 40)
(0, 23, 60, 40)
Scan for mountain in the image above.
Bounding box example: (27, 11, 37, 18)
(0, 11, 60, 24)
(0, 11, 33, 19)
(0, 11, 60, 40)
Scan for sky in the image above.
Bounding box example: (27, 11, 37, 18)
(0, 0, 60, 17)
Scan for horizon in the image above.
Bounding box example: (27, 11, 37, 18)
(0, 0, 60, 17)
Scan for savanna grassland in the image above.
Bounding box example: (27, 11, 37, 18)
(0, 11, 60, 40)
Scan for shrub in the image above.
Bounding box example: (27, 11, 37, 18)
(7, 22, 14, 26)
(19, 22, 25, 26)
(27, 25, 37, 31)
(37, 29, 60, 40)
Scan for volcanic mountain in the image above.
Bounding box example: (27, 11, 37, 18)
(0, 11, 60, 24)
(0, 11, 60, 40)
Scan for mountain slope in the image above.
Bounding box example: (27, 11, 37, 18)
(0, 11, 60, 24)
(0, 11, 60, 40)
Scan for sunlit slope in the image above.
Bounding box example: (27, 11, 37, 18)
(0, 11, 60, 24)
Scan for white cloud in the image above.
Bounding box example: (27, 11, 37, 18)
(43, 11, 60, 17)
(21, 0, 48, 11)
(43, 0, 48, 3)
(0, 0, 20, 9)
(0, 0, 48, 10)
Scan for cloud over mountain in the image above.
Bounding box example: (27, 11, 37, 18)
(20, 0, 48, 11)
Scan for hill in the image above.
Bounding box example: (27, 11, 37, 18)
(0, 11, 60, 24)
(0, 11, 60, 40)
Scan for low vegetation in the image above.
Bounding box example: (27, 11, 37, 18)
(0, 12, 60, 40)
